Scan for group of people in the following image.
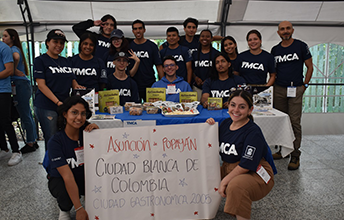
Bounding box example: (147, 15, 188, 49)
(0, 14, 312, 220)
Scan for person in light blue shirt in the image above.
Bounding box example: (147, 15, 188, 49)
(152, 55, 192, 102)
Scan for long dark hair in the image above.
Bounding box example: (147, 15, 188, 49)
(57, 96, 92, 130)
(109, 37, 129, 55)
(221, 36, 239, 56)
(5, 28, 29, 76)
(78, 32, 97, 55)
(99, 14, 117, 34)
(228, 90, 254, 121)
(209, 53, 233, 81)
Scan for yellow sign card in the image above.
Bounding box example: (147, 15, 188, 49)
(179, 92, 198, 103)
(146, 88, 166, 102)
(98, 90, 120, 113)
(208, 97, 222, 110)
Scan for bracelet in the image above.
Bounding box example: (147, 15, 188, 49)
(56, 100, 60, 105)
(75, 206, 83, 212)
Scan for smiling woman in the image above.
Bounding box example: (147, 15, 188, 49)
(69, 32, 108, 92)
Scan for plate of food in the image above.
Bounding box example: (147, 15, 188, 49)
(161, 103, 199, 117)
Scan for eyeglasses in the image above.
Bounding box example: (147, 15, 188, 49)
(70, 110, 87, 117)
(163, 64, 176, 68)
(112, 38, 122, 42)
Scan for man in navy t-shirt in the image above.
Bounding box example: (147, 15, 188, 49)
(129, 20, 163, 102)
(270, 21, 313, 170)
(159, 27, 193, 84)
(72, 14, 116, 62)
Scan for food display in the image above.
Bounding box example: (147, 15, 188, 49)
(142, 102, 154, 110)
(155, 101, 200, 117)
(146, 106, 160, 114)
(129, 106, 143, 115)
(125, 102, 142, 111)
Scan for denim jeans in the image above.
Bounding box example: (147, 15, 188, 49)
(34, 106, 58, 150)
(0, 93, 20, 152)
(13, 79, 37, 143)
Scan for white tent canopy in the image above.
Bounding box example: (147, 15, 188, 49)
(1, 0, 344, 51)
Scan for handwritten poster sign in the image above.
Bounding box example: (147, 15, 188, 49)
(84, 123, 221, 220)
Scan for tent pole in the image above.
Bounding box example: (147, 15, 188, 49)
(220, 0, 231, 37)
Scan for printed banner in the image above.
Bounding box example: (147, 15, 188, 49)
(84, 123, 221, 220)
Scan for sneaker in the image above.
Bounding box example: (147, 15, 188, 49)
(20, 144, 36, 154)
(8, 152, 23, 166)
(0, 150, 11, 160)
(59, 209, 71, 220)
(272, 149, 290, 160)
(33, 142, 39, 149)
(288, 156, 300, 170)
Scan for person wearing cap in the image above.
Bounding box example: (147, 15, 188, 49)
(103, 29, 140, 78)
(72, 14, 117, 61)
(152, 55, 192, 102)
(69, 32, 108, 92)
(106, 52, 140, 106)
(34, 29, 84, 150)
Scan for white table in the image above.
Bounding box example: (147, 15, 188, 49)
(253, 109, 295, 157)
(89, 119, 123, 129)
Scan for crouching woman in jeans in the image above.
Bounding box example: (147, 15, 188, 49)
(47, 96, 98, 220)
(206, 90, 275, 220)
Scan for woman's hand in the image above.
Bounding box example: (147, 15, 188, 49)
(84, 123, 99, 132)
(76, 208, 89, 220)
(218, 179, 228, 198)
(74, 84, 86, 90)
(14, 69, 26, 77)
(205, 118, 215, 125)
(93, 20, 102, 26)
(202, 101, 208, 108)
(128, 49, 140, 63)
(223, 101, 229, 109)
(194, 76, 203, 86)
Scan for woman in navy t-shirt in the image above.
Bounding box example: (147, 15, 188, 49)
(221, 36, 240, 74)
(192, 29, 220, 99)
(201, 53, 245, 108)
(70, 33, 108, 92)
(33, 29, 84, 150)
(237, 30, 276, 86)
(206, 90, 275, 220)
(48, 96, 98, 220)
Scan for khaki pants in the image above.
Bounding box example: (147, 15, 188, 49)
(273, 85, 304, 157)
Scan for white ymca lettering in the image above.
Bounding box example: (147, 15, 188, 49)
(107, 61, 116, 68)
(98, 40, 110, 48)
(195, 60, 212, 68)
(134, 51, 149, 58)
(119, 89, 131, 97)
(73, 68, 97, 76)
(220, 143, 238, 156)
(49, 66, 73, 74)
(241, 61, 264, 71)
(211, 90, 230, 98)
(66, 158, 79, 169)
(274, 53, 299, 63)
(173, 55, 184, 62)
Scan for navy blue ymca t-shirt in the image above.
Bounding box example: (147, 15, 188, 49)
(69, 55, 107, 92)
(129, 40, 162, 90)
(271, 39, 312, 87)
(161, 35, 200, 56)
(160, 45, 192, 82)
(106, 74, 140, 105)
(192, 47, 220, 86)
(237, 50, 276, 85)
(202, 75, 246, 103)
(34, 54, 76, 111)
(219, 118, 268, 171)
(95, 35, 111, 61)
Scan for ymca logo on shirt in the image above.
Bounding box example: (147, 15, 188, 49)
(174, 55, 184, 62)
(195, 60, 212, 68)
(66, 157, 80, 169)
(107, 61, 116, 68)
(243, 145, 256, 160)
(49, 66, 73, 74)
(119, 89, 131, 97)
(211, 89, 230, 98)
(72, 68, 97, 76)
(98, 40, 110, 48)
(274, 53, 299, 63)
(241, 61, 264, 71)
(220, 142, 238, 156)
(134, 51, 150, 58)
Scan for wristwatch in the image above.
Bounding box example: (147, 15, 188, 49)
(303, 83, 309, 88)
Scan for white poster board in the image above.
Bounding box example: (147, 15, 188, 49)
(84, 123, 221, 220)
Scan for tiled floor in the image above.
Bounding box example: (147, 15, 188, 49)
(1, 135, 343, 220)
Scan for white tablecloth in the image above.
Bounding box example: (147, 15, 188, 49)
(254, 109, 295, 157)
